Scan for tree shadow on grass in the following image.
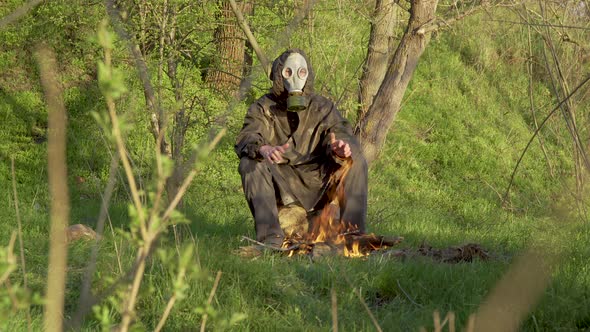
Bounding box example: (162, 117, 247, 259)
(0, 87, 44, 140)
(183, 206, 252, 243)
(0, 87, 47, 188)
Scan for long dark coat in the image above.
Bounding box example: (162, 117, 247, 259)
(235, 50, 362, 211)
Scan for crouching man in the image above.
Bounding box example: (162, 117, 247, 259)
(235, 49, 368, 247)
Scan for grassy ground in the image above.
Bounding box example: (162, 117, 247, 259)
(1, 13, 590, 332)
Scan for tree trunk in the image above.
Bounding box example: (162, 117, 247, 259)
(156, 0, 172, 157)
(165, 6, 188, 207)
(357, 0, 400, 121)
(206, 1, 253, 96)
(356, 0, 438, 164)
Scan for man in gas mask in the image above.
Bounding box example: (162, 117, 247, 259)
(235, 49, 368, 247)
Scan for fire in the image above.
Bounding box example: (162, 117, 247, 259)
(307, 203, 343, 243)
(301, 201, 368, 258)
(304, 209, 367, 257)
(344, 241, 364, 258)
(239, 156, 402, 259)
(282, 159, 378, 258)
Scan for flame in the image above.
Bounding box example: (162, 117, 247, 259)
(285, 159, 369, 258)
(344, 241, 365, 258)
(305, 201, 367, 257)
(307, 210, 366, 257)
(308, 202, 345, 244)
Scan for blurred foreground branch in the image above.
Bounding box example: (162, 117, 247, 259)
(0, 0, 44, 29)
(35, 44, 69, 332)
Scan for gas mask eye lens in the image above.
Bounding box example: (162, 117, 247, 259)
(298, 67, 308, 79)
(283, 67, 293, 78)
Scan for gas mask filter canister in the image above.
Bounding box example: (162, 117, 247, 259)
(282, 53, 309, 111)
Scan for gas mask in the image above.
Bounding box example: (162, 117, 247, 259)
(282, 53, 309, 111)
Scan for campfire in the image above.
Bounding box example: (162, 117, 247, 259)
(239, 159, 404, 258)
(278, 198, 405, 258)
(238, 159, 490, 263)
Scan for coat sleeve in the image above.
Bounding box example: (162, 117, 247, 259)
(235, 101, 272, 160)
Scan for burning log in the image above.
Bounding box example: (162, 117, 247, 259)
(307, 242, 341, 257)
(237, 233, 405, 258)
(348, 233, 405, 249)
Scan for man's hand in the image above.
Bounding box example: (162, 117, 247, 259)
(259, 143, 290, 164)
(330, 133, 351, 158)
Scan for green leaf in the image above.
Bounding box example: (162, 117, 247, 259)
(160, 155, 174, 179)
(97, 19, 113, 49)
(97, 60, 109, 82)
(109, 67, 128, 99)
(97, 61, 128, 99)
(90, 110, 112, 137)
(229, 313, 247, 326)
(148, 215, 161, 232)
(168, 209, 189, 225)
(157, 248, 170, 265)
(179, 243, 194, 268)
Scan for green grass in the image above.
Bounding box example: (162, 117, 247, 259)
(2, 149, 590, 331)
(1, 4, 590, 332)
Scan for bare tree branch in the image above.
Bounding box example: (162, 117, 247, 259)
(417, 1, 494, 35)
(0, 0, 44, 28)
(10, 158, 32, 332)
(483, 19, 590, 31)
(228, 0, 270, 77)
(199, 271, 223, 332)
(104, 0, 170, 154)
(503, 75, 590, 203)
(70, 154, 120, 330)
(473, 250, 553, 332)
(522, 5, 554, 178)
(228, 0, 318, 81)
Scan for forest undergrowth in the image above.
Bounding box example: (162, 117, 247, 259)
(1, 1, 589, 331)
